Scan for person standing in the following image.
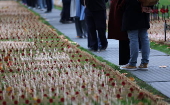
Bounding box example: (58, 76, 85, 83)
(45, 0, 53, 13)
(81, 0, 108, 51)
(108, 0, 130, 65)
(70, 0, 87, 38)
(22, 0, 27, 5)
(120, 0, 152, 70)
(37, 0, 45, 10)
(60, 0, 72, 23)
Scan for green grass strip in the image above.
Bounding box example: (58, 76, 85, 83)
(150, 41, 170, 55)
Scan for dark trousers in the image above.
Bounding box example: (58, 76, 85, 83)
(26, 0, 31, 7)
(75, 17, 87, 37)
(27, 0, 36, 7)
(139, 37, 141, 50)
(85, 8, 108, 50)
(22, 0, 27, 4)
(61, 0, 71, 21)
(45, 0, 52, 12)
(119, 40, 130, 65)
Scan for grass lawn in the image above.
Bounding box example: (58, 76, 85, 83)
(159, 0, 170, 5)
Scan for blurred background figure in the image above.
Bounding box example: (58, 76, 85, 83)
(45, 0, 53, 13)
(37, 0, 46, 11)
(22, 0, 27, 5)
(27, 0, 37, 9)
(70, 0, 87, 38)
(60, 0, 73, 23)
(80, 0, 108, 51)
(108, 0, 130, 65)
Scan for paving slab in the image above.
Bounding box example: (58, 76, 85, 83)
(130, 66, 170, 82)
(150, 82, 170, 98)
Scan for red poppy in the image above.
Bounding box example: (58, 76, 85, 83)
(2, 101, 7, 105)
(14, 100, 18, 104)
(75, 91, 79, 95)
(130, 87, 134, 92)
(160, 8, 165, 13)
(60, 98, 64, 102)
(122, 81, 126, 86)
(111, 82, 115, 86)
(71, 97, 76, 101)
(165, 9, 169, 13)
(0, 96, 3, 100)
(37, 99, 41, 103)
(82, 85, 85, 88)
(116, 94, 121, 99)
(85, 59, 88, 62)
(49, 99, 53, 103)
(128, 93, 132, 97)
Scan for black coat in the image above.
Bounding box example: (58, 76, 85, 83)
(80, 0, 108, 11)
(122, 0, 150, 31)
(108, 0, 128, 40)
(62, 0, 70, 4)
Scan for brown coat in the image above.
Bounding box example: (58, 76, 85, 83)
(108, 0, 128, 40)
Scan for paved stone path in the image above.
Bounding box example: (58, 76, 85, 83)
(32, 7, 170, 99)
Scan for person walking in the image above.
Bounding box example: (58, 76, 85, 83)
(108, 0, 130, 65)
(120, 0, 153, 70)
(80, 0, 108, 51)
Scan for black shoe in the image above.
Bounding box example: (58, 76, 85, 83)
(77, 36, 83, 38)
(45, 11, 51, 13)
(99, 45, 107, 51)
(83, 35, 87, 38)
(88, 47, 98, 52)
(59, 19, 70, 24)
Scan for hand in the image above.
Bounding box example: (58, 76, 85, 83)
(142, 7, 153, 13)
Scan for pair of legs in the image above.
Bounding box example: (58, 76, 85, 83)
(85, 8, 108, 51)
(27, 0, 36, 8)
(74, 17, 87, 38)
(45, 0, 53, 12)
(127, 29, 150, 66)
(119, 40, 130, 65)
(37, 0, 45, 9)
(60, 0, 71, 22)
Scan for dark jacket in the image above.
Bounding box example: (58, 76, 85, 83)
(122, 0, 150, 31)
(62, 0, 71, 4)
(108, 0, 128, 40)
(80, 0, 108, 11)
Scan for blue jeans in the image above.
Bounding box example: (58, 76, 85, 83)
(37, 0, 44, 9)
(127, 29, 150, 66)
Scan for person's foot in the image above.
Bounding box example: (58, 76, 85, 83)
(77, 36, 83, 38)
(59, 19, 70, 24)
(99, 45, 108, 51)
(88, 47, 98, 52)
(83, 34, 87, 38)
(41, 9, 45, 11)
(120, 64, 137, 71)
(138, 63, 148, 70)
(45, 11, 51, 13)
